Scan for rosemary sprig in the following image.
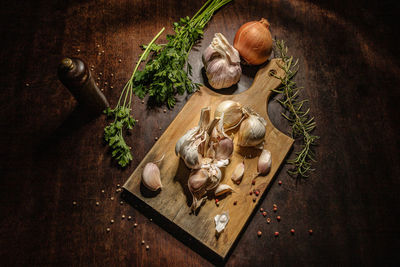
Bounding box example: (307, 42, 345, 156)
(273, 40, 319, 177)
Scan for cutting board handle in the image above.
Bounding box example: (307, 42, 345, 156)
(240, 58, 285, 100)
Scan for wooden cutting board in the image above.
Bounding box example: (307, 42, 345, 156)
(123, 58, 294, 260)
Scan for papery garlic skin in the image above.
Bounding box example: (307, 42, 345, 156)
(142, 162, 162, 191)
(203, 33, 241, 89)
(258, 149, 272, 175)
(215, 212, 229, 234)
(175, 127, 199, 156)
(215, 184, 233, 196)
(237, 115, 267, 147)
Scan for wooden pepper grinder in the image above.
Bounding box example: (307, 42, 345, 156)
(58, 57, 109, 115)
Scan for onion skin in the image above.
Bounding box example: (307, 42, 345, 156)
(233, 18, 273, 65)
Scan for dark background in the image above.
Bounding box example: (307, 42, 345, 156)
(1, 0, 399, 266)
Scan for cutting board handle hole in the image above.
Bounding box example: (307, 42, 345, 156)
(269, 69, 277, 77)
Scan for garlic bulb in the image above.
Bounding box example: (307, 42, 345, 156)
(214, 100, 246, 130)
(231, 160, 245, 184)
(177, 107, 211, 169)
(258, 149, 272, 175)
(142, 162, 162, 191)
(237, 114, 267, 147)
(202, 33, 241, 89)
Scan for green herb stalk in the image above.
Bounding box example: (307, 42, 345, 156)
(104, 28, 165, 167)
(133, 0, 233, 108)
(273, 40, 319, 177)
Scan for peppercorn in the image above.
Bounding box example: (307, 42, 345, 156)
(128, 216, 132, 220)
(118, 59, 122, 63)
(290, 229, 295, 234)
(249, 191, 252, 195)
(101, 189, 105, 193)
(262, 211, 267, 217)
(146, 245, 150, 250)
(110, 197, 114, 201)
(273, 207, 277, 212)
(134, 223, 138, 228)
(278, 180, 282, 185)
(110, 219, 114, 224)
(260, 208, 264, 212)
(120, 201, 123, 205)
(274, 231, 279, 237)
(233, 201, 237, 205)
(106, 228, 110, 232)
(96, 201, 100, 206)
(141, 240, 145, 245)
(266, 218, 271, 224)
(309, 229, 313, 235)
(72, 201, 77, 206)
(252, 198, 256, 203)
(122, 215, 125, 219)
(255, 190, 260, 196)
(277, 216, 281, 221)
(257, 231, 262, 237)
(252, 180, 255, 185)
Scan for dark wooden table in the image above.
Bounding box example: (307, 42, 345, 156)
(1, 0, 399, 266)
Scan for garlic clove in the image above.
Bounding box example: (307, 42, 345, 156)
(237, 115, 267, 147)
(215, 137, 234, 160)
(231, 161, 245, 184)
(188, 169, 209, 193)
(215, 184, 234, 196)
(258, 149, 272, 175)
(175, 126, 199, 156)
(142, 162, 162, 191)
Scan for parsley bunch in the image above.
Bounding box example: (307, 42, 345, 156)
(104, 28, 165, 167)
(133, 0, 233, 108)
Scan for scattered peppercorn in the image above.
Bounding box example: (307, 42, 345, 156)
(97, 44, 100, 48)
(128, 216, 132, 220)
(163, 109, 167, 113)
(262, 211, 267, 217)
(117, 184, 120, 188)
(110, 219, 114, 224)
(91, 65, 94, 68)
(155, 137, 158, 141)
(260, 208, 264, 212)
(99, 72, 103, 76)
(257, 231, 262, 237)
(149, 218, 153, 222)
(110, 197, 114, 201)
(273, 207, 277, 212)
(252, 198, 256, 203)
(141, 240, 145, 245)
(274, 231, 279, 237)
(277, 216, 281, 221)
(106, 228, 110, 232)
(72, 201, 77, 206)
(249, 191, 252, 195)
(134, 223, 138, 228)
(255, 190, 260, 196)
(101, 50, 105, 53)
(118, 59, 122, 63)
(309, 229, 313, 235)
(278, 180, 282, 185)
(110, 85, 114, 89)
(120, 201, 123, 205)
(110, 73, 114, 77)
(122, 215, 125, 219)
(146, 245, 150, 250)
(96, 201, 100, 206)
(233, 201, 237, 205)
(251, 180, 255, 185)
(290, 229, 295, 234)
(101, 189, 105, 193)
(97, 77, 100, 80)
(266, 218, 271, 224)
(141, 100, 144, 104)
(76, 49, 80, 53)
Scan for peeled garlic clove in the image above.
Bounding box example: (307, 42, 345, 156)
(202, 33, 241, 89)
(215, 184, 233, 196)
(206, 164, 222, 191)
(231, 161, 245, 184)
(214, 100, 244, 130)
(258, 149, 272, 175)
(215, 212, 229, 234)
(142, 162, 162, 191)
(237, 115, 267, 147)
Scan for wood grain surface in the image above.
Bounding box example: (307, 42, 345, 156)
(1, 0, 399, 266)
(123, 59, 293, 260)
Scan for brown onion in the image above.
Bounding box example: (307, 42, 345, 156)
(233, 18, 273, 65)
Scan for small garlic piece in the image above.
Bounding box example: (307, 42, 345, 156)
(231, 160, 245, 184)
(215, 184, 233, 196)
(142, 162, 162, 191)
(202, 33, 241, 89)
(258, 149, 272, 175)
(214, 100, 245, 130)
(237, 114, 267, 147)
(215, 212, 230, 234)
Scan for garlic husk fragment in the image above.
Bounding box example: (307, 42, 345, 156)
(215, 184, 234, 196)
(258, 149, 272, 175)
(177, 107, 211, 169)
(237, 114, 267, 147)
(215, 212, 229, 234)
(214, 100, 245, 130)
(231, 161, 245, 184)
(142, 162, 162, 191)
(206, 113, 234, 165)
(202, 33, 241, 89)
